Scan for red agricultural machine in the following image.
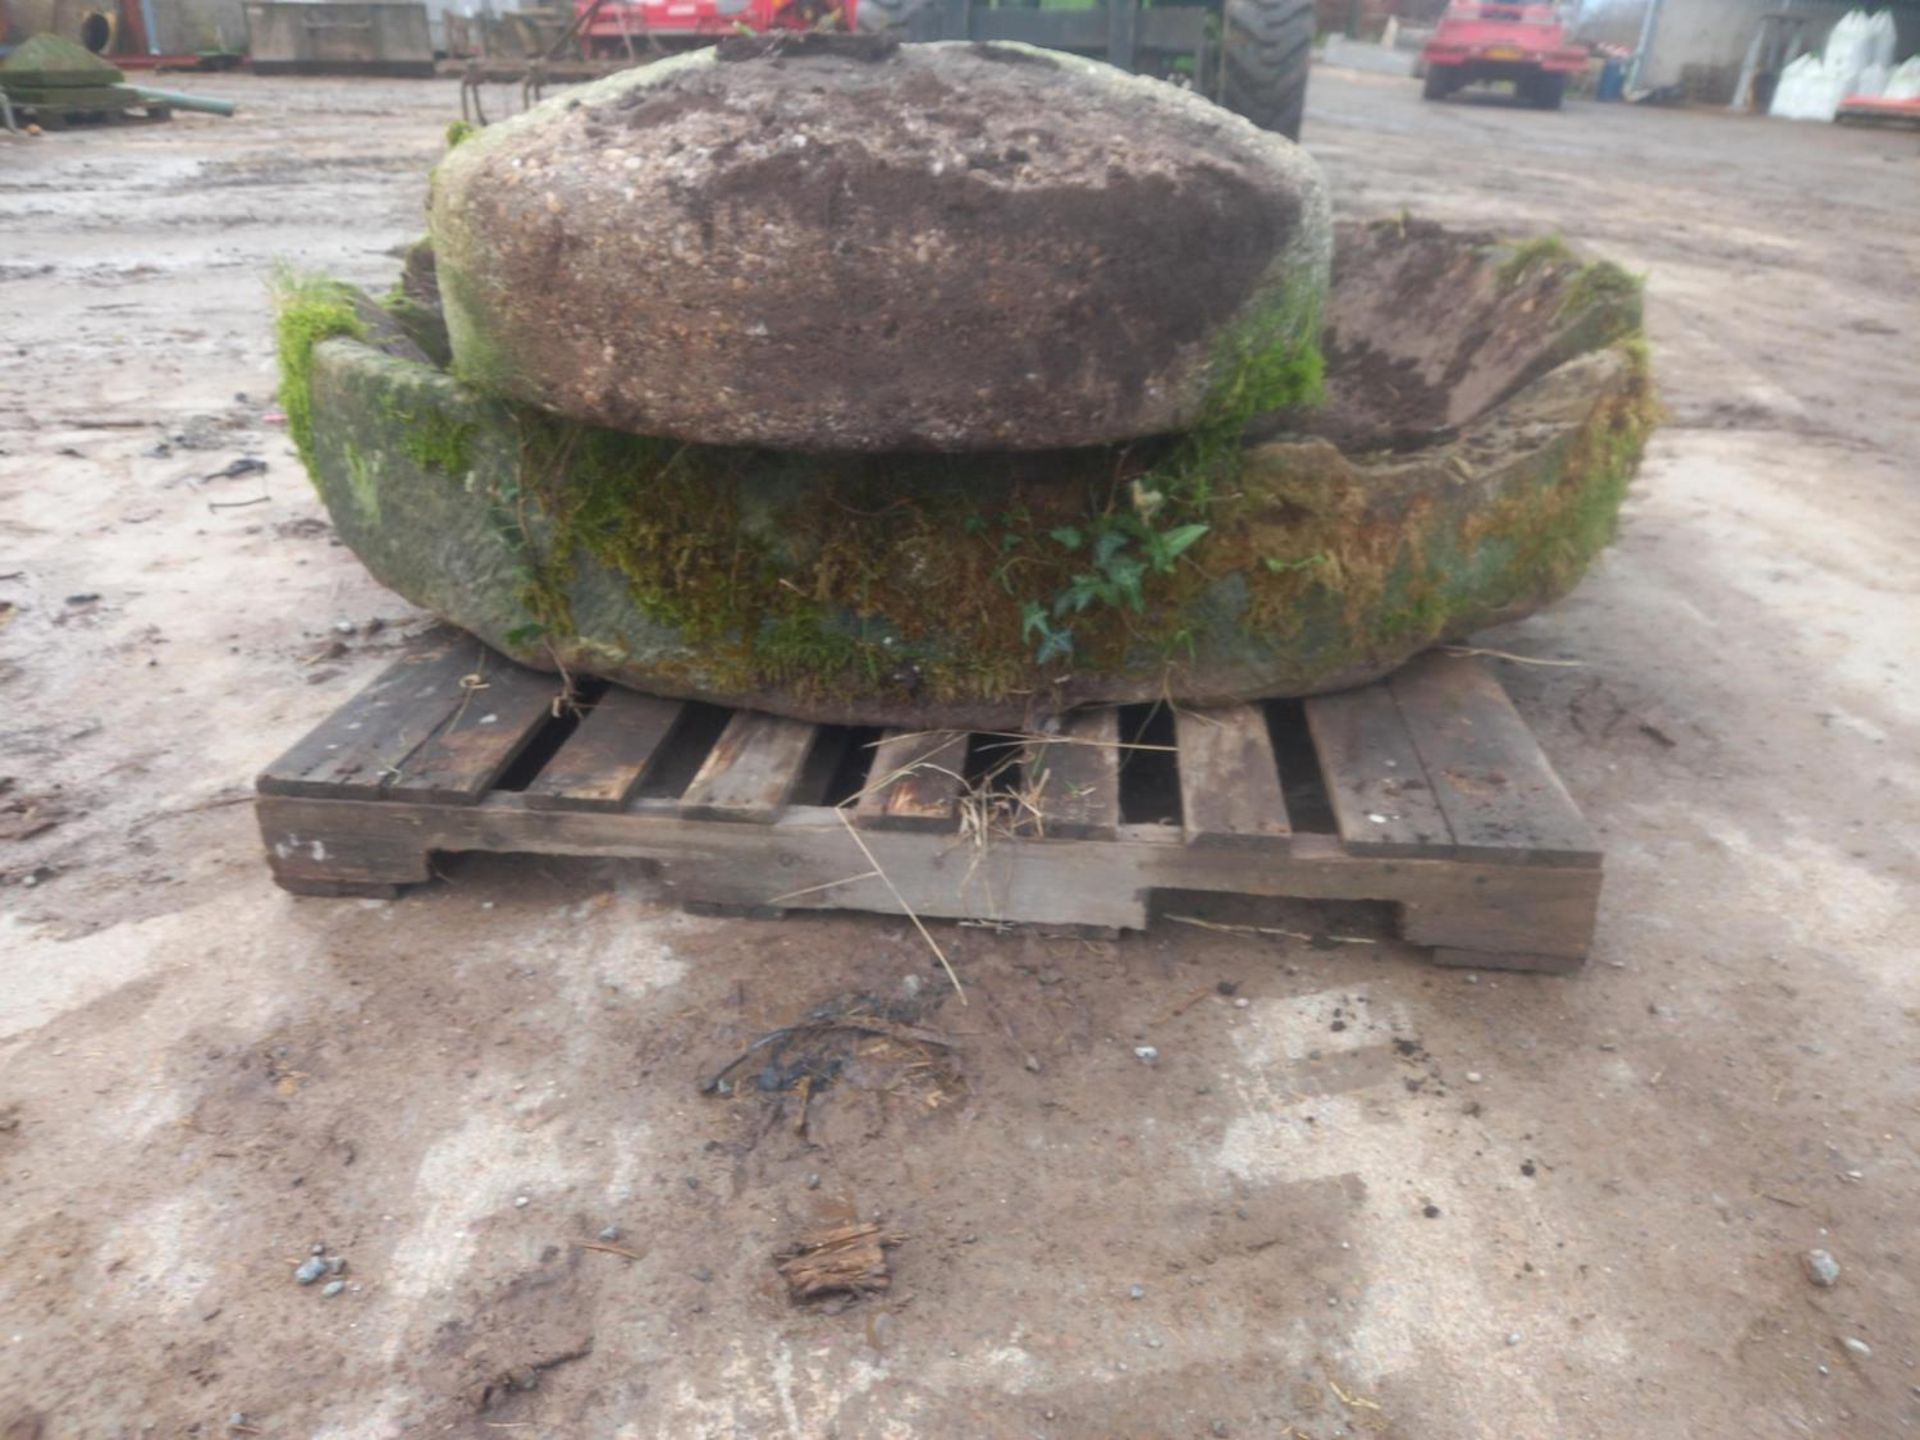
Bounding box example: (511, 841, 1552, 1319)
(1419, 1, 1584, 109)
(570, 0, 844, 53)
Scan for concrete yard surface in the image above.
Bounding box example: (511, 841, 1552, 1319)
(1, 63, 1917, 1438)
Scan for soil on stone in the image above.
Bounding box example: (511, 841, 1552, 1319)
(578, 57, 1303, 437)
(434, 41, 1323, 450)
(1298, 336, 1457, 451)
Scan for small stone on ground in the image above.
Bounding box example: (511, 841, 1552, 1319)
(1804, 1248, 1840, 1287)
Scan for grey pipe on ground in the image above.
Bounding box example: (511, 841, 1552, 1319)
(132, 86, 237, 116)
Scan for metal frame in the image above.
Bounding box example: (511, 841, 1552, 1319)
(907, 0, 1223, 93)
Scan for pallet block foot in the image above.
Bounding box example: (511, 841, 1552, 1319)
(1395, 866, 1601, 975)
(257, 797, 434, 900)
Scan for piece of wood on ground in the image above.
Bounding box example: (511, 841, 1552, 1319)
(385, 658, 563, 805)
(775, 1220, 900, 1303)
(1388, 652, 1600, 866)
(678, 710, 818, 823)
(854, 729, 969, 832)
(1174, 703, 1291, 850)
(1021, 707, 1121, 840)
(256, 639, 482, 799)
(523, 690, 683, 812)
(1304, 679, 1455, 858)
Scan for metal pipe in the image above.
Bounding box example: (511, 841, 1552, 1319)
(542, 0, 607, 61)
(1627, 0, 1663, 92)
(132, 86, 237, 115)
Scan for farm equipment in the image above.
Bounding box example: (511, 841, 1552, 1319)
(0, 32, 232, 128)
(539, 0, 1313, 138)
(1836, 92, 1920, 127)
(1419, 1, 1585, 109)
(877, 0, 1314, 138)
(570, 0, 845, 54)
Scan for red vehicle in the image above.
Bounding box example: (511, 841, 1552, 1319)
(1419, 2, 1586, 110)
(574, 0, 861, 56)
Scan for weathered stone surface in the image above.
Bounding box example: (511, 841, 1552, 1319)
(291, 223, 1651, 728)
(429, 37, 1331, 453)
(1286, 220, 1645, 451)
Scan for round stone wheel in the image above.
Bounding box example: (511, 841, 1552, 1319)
(428, 38, 1331, 453)
(285, 221, 1651, 728)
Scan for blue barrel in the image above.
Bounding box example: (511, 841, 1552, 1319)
(1597, 57, 1625, 100)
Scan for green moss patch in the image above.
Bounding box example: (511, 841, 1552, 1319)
(1493, 234, 1644, 335)
(392, 405, 474, 475)
(1495, 233, 1575, 288)
(471, 335, 1648, 711)
(273, 272, 366, 477)
(507, 417, 1161, 706)
(1202, 284, 1326, 437)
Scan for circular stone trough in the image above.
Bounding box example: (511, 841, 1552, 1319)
(284, 219, 1652, 728)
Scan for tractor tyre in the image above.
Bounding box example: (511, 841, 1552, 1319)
(1422, 63, 1455, 100)
(1528, 71, 1566, 109)
(1222, 0, 1314, 140)
(853, 0, 933, 32)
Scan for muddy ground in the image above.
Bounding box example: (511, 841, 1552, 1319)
(2, 61, 1917, 1440)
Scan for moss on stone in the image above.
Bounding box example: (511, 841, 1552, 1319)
(1176, 336, 1656, 686)
(1559, 259, 1643, 328)
(273, 272, 366, 478)
(345, 444, 380, 525)
(503, 413, 1168, 707)
(1203, 285, 1326, 431)
(1496, 233, 1575, 288)
(290, 232, 1654, 721)
(1494, 234, 1643, 337)
(394, 407, 475, 475)
(379, 294, 454, 368)
(381, 327, 1652, 714)
(1460, 337, 1656, 597)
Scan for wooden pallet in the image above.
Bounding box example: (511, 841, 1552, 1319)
(254, 640, 1603, 972)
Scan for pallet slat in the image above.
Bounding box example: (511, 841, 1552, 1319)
(385, 659, 563, 805)
(1304, 682, 1455, 858)
(523, 690, 684, 812)
(1174, 704, 1291, 850)
(257, 639, 484, 800)
(1023, 708, 1121, 841)
(678, 710, 818, 823)
(854, 730, 969, 833)
(1387, 652, 1600, 867)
